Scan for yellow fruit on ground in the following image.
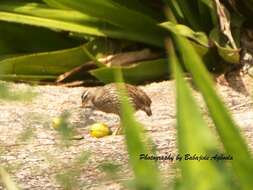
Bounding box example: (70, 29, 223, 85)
(52, 117, 62, 130)
(89, 123, 112, 138)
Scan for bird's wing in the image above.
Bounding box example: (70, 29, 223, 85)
(93, 87, 121, 115)
(125, 84, 152, 107)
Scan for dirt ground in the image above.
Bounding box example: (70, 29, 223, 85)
(0, 72, 253, 190)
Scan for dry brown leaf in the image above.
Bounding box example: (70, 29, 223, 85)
(214, 0, 237, 49)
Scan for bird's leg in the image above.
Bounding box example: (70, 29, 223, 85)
(113, 125, 123, 135)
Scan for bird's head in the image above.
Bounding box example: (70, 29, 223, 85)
(81, 90, 93, 108)
(143, 106, 152, 116)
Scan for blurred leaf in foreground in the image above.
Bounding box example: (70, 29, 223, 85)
(16, 127, 34, 143)
(51, 111, 76, 144)
(172, 33, 253, 189)
(169, 40, 235, 190)
(0, 82, 37, 101)
(0, 167, 19, 190)
(114, 69, 162, 190)
(55, 151, 89, 190)
(99, 162, 122, 180)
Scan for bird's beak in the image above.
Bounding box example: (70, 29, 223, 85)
(144, 107, 152, 116)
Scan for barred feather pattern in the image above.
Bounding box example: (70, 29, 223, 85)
(90, 83, 152, 116)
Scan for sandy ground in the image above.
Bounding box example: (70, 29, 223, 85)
(0, 72, 253, 190)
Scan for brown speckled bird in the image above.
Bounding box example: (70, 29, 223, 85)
(81, 83, 152, 134)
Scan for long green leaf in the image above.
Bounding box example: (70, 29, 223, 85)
(197, 0, 217, 32)
(161, 22, 209, 47)
(165, 0, 216, 33)
(0, 38, 116, 78)
(164, 0, 185, 23)
(0, 9, 108, 37)
(0, 167, 19, 190)
(50, 0, 167, 46)
(172, 0, 201, 30)
(0, 74, 57, 81)
(209, 28, 240, 64)
(90, 59, 168, 84)
(173, 35, 253, 190)
(169, 41, 234, 190)
(0, 21, 80, 55)
(161, 22, 215, 65)
(0, 2, 165, 47)
(0, 2, 137, 42)
(113, 70, 161, 190)
(0, 45, 89, 76)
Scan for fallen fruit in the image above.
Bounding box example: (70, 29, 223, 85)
(52, 117, 63, 130)
(89, 123, 112, 138)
